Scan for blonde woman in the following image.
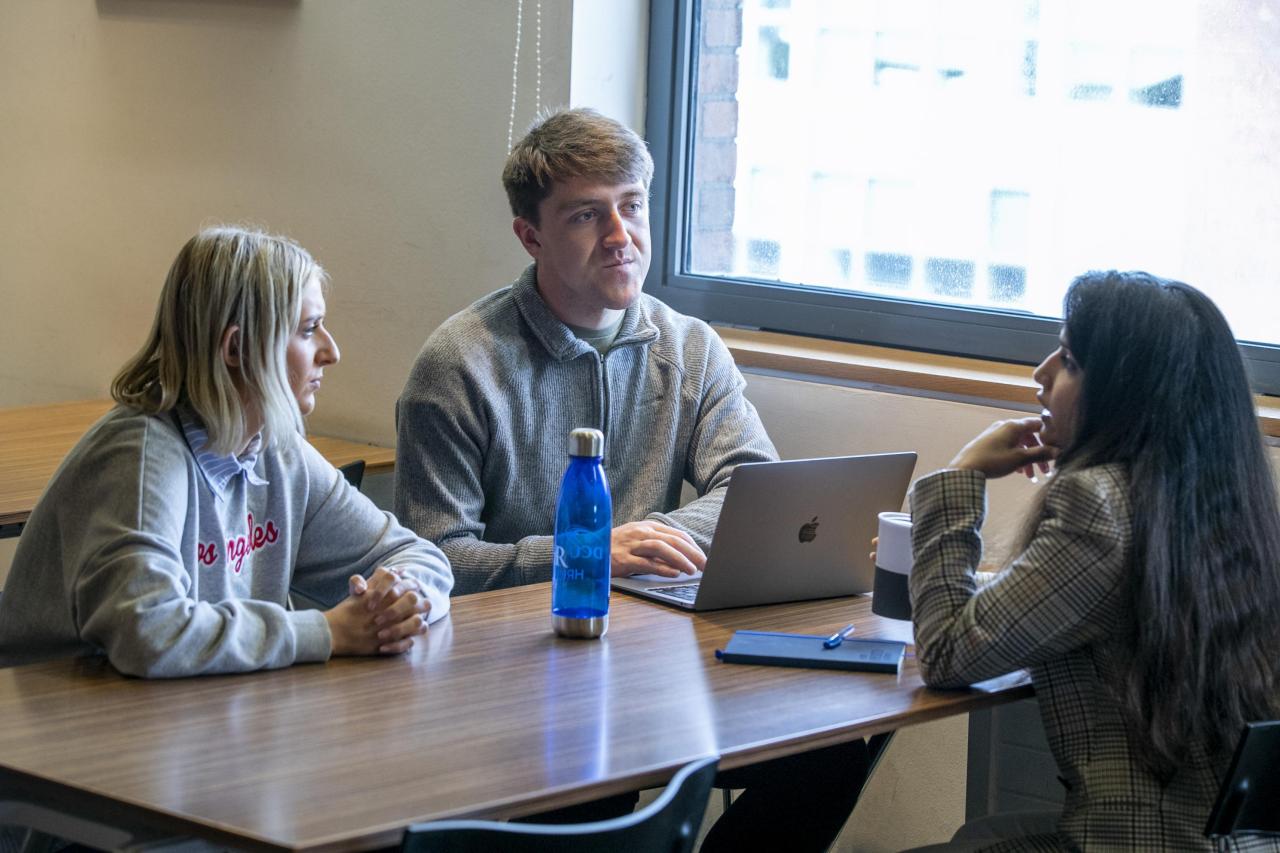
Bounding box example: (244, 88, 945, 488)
(0, 227, 452, 677)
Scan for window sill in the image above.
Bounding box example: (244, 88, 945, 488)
(716, 327, 1280, 439)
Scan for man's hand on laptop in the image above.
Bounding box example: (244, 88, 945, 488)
(611, 521, 706, 578)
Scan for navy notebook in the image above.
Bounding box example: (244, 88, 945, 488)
(715, 630, 906, 674)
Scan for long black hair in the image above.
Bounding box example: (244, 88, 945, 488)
(1055, 271, 1280, 779)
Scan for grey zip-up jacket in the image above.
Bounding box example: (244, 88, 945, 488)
(395, 264, 778, 595)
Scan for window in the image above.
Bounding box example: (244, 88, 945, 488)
(646, 0, 1280, 394)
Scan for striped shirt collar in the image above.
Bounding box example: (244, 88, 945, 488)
(176, 406, 269, 500)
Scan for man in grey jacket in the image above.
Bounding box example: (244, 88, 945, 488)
(394, 109, 868, 853)
(395, 107, 778, 596)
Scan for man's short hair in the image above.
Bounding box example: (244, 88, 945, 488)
(502, 108, 655, 225)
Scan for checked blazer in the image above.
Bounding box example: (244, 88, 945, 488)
(910, 464, 1279, 852)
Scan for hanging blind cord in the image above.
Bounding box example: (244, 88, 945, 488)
(507, 0, 543, 153)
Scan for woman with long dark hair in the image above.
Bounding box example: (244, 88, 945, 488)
(907, 271, 1280, 851)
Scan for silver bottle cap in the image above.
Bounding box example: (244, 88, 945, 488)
(568, 428, 604, 458)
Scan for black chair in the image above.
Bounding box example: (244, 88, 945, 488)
(0, 799, 143, 852)
(339, 459, 366, 492)
(401, 755, 718, 853)
(1205, 720, 1280, 845)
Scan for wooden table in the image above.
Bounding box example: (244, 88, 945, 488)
(0, 585, 1032, 852)
(0, 400, 396, 534)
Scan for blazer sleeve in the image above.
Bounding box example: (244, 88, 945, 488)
(908, 466, 1130, 688)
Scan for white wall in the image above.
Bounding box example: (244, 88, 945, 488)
(570, 0, 648, 126)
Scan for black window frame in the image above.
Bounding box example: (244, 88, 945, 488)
(643, 0, 1280, 396)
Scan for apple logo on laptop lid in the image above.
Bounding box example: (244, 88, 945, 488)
(798, 516, 819, 543)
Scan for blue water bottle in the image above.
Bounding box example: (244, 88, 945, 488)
(552, 428, 611, 639)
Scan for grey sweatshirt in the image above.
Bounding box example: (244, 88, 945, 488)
(0, 406, 453, 677)
(394, 264, 778, 595)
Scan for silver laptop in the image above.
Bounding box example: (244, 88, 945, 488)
(611, 452, 917, 611)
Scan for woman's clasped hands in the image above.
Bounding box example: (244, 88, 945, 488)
(324, 566, 431, 656)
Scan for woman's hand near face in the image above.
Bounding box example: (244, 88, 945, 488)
(949, 417, 1057, 480)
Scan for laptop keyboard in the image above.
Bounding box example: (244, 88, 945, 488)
(647, 582, 701, 602)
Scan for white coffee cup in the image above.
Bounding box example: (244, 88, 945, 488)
(872, 511, 913, 620)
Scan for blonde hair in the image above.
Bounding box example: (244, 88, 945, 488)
(502, 107, 655, 225)
(112, 226, 325, 455)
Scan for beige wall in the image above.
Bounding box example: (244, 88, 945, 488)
(0, 0, 573, 443)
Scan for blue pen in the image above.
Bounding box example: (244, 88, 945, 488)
(822, 623, 856, 649)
